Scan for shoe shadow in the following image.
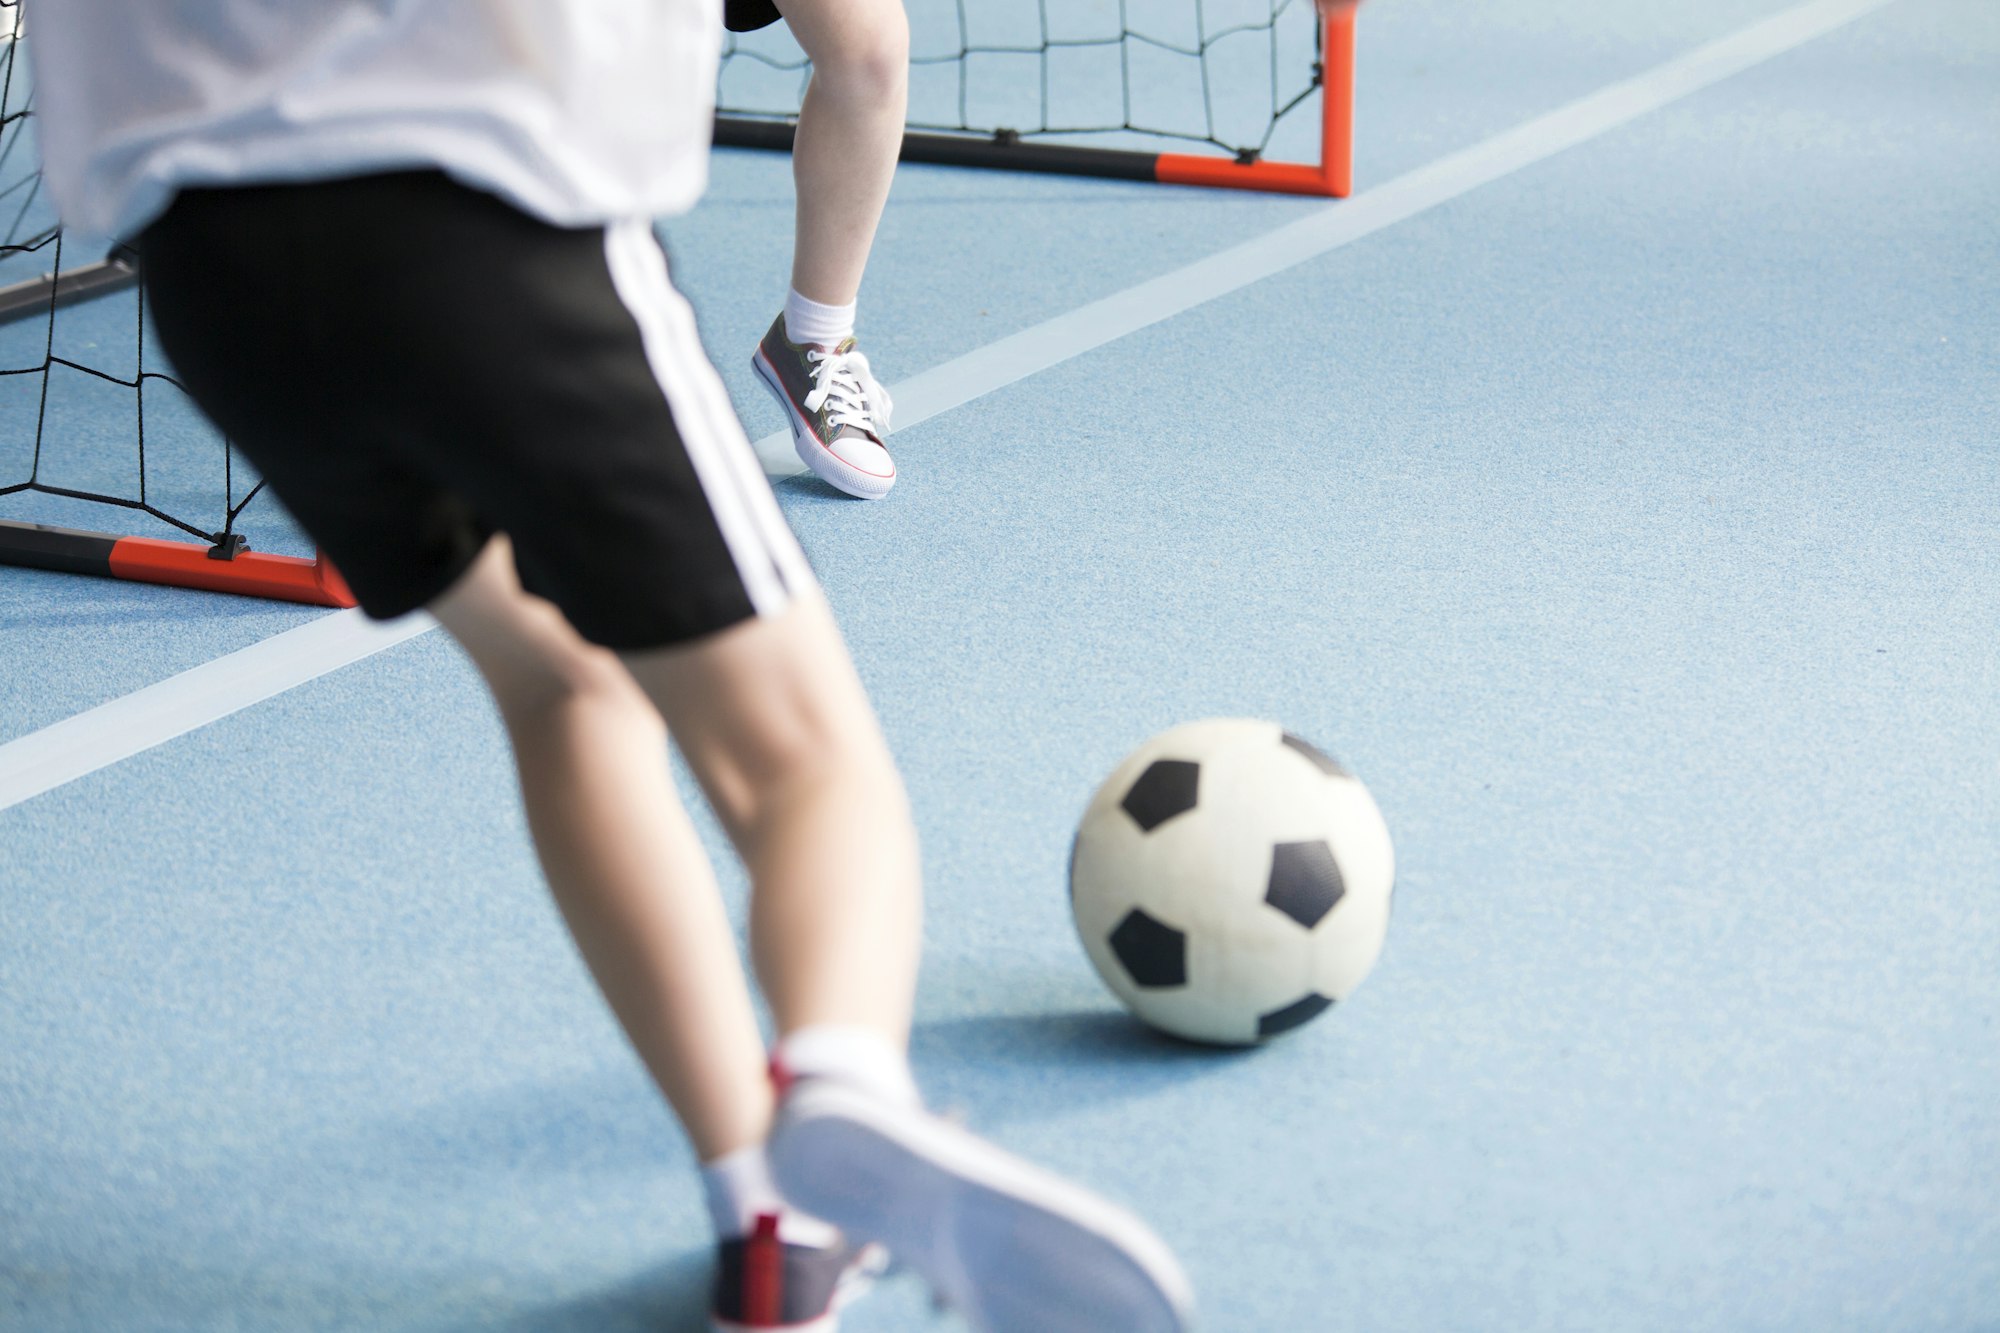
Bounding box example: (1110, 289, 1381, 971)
(293, 1061, 690, 1181)
(467, 1248, 712, 1333)
(771, 471, 867, 504)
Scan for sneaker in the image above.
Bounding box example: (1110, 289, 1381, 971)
(710, 1211, 888, 1333)
(767, 1079, 1196, 1333)
(751, 316, 897, 500)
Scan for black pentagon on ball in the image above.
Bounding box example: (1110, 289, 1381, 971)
(1265, 839, 1345, 929)
(1108, 908, 1187, 988)
(1281, 731, 1348, 777)
(1120, 759, 1200, 832)
(1257, 992, 1334, 1038)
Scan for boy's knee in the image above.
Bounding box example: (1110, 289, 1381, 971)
(486, 636, 648, 726)
(811, 13, 909, 102)
(705, 698, 903, 842)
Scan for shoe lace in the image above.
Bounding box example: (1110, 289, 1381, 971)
(804, 346, 894, 438)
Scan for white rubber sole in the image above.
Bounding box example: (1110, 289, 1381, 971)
(767, 1083, 1195, 1333)
(751, 349, 896, 500)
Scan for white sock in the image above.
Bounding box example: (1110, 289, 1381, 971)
(783, 288, 856, 348)
(701, 1143, 840, 1247)
(775, 1024, 921, 1107)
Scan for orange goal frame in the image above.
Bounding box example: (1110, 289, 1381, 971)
(716, 0, 1362, 199)
(0, 518, 357, 608)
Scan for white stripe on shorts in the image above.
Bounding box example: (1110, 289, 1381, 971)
(601, 218, 816, 616)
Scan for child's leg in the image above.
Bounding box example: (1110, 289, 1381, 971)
(778, 0, 909, 307)
(432, 537, 923, 1117)
(428, 538, 779, 1162)
(750, 0, 908, 501)
(619, 590, 922, 1045)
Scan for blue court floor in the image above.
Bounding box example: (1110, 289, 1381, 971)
(2, 1, 1996, 1329)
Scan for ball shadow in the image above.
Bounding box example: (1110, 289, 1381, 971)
(909, 1006, 1258, 1126)
(917, 1006, 1250, 1065)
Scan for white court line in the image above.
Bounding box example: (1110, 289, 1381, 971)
(0, 610, 434, 811)
(0, 0, 1895, 814)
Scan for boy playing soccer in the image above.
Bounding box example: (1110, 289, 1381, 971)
(726, 0, 906, 499)
(30, 2, 1192, 1330)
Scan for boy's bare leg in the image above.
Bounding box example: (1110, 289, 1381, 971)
(432, 540, 921, 1141)
(777, 0, 909, 306)
(621, 592, 922, 1044)
(749, 0, 907, 500)
(428, 539, 778, 1161)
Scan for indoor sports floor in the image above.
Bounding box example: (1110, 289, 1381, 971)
(3, 1, 1996, 1328)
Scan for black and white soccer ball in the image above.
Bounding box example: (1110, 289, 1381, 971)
(1069, 719, 1394, 1046)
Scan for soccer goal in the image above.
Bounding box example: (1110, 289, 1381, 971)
(0, 3, 355, 607)
(717, 0, 1362, 198)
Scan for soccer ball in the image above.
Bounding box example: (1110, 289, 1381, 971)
(1069, 719, 1394, 1046)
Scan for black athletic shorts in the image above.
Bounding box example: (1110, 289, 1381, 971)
(140, 170, 815, 650)
(724, 0, 783, 33)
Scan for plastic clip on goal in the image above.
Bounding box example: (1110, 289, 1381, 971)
(0, 231, 355, 606)
(0, 246, 140, 321)
(716, 0, 1364, 199)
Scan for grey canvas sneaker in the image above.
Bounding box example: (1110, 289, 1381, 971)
(751, 315, 897, 499)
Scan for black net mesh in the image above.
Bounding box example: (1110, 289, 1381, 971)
(719, 0, 1327, 165)
(0, 2, 264, 551)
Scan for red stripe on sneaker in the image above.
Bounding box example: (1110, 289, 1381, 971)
(755, 348, 833, 452)
(743, 1212, 784, 1326)
(754, 348, 894, 479)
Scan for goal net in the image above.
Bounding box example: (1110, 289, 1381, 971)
(718, 0, 1361, 197)
(0, 2, 353, 606)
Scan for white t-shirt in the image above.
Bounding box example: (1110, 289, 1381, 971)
(28, 0, 722, 239)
